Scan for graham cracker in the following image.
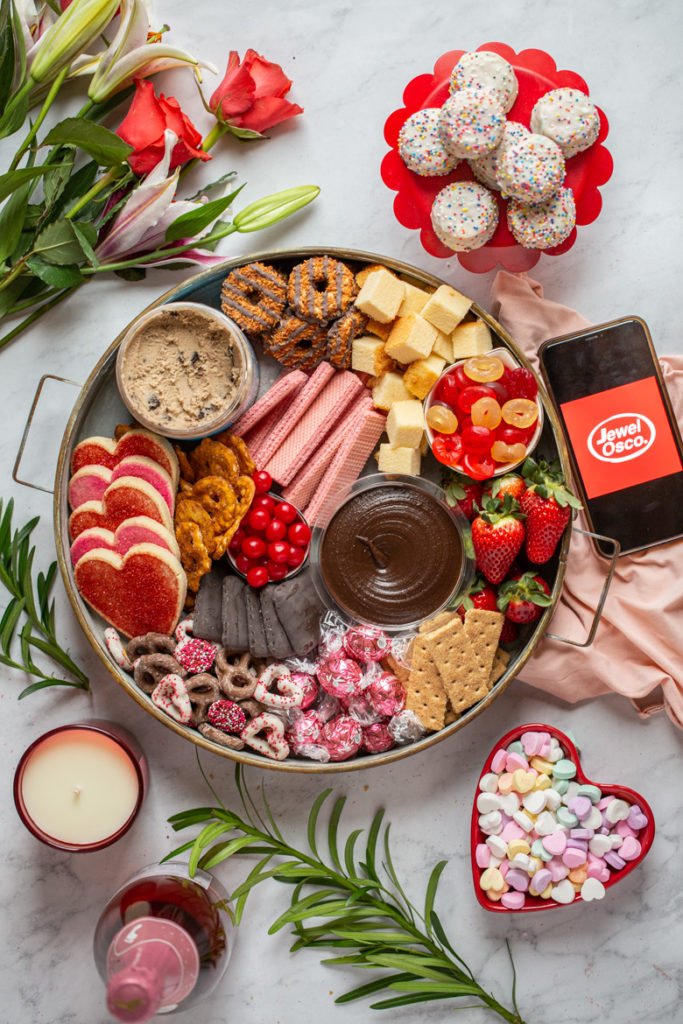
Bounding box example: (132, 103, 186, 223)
(405, 635, 447, 731)
(418, 610, 456, 634)
(464, 609, 504, 683)
(381, 651, 411, 686)
(444, 705, 460, 726)
(489, 647, 511, 687)
(421, 616, 488, 714)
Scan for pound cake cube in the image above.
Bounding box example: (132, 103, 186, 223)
(384, 313, 438, 364)
(386, 399, 424, 448)
(403, 354, 447, 400)
(352, 335, 395, 376)
(451, 319, 493, 358)
(398, 282, 431, 317)
(365, 317, 393, 341)
(432, 329, 454, 363)
(421, 285, 472, 334)
(377, 443, 421, 475)
(371, 370, 412, 411)
(355, 268, 406, 323)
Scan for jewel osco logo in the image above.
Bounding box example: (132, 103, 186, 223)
(559, 376, 682, 499)
(587, 413, 656, 463)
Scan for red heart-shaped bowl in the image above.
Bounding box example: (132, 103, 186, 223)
(381, 42, 614, 273)
(471, 723, 655, 912)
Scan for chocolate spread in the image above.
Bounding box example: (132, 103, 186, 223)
(320, 483, 463, 626)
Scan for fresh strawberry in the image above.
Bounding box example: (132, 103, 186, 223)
(497, 572, 552, 623)
(483, 472, 525, 504)
(456, 576, 498, 620)
(521, 457, 582, 563)
(499, 617, 519, 644)
(441, 470, 483, 521)
(471, 493, 526, 585)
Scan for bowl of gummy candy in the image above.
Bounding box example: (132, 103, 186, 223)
(471, 723, 655, 913)
(425, 349, 543, 479)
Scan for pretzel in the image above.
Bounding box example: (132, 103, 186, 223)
(175, 521, 212, 592)
(114, 423, 134, 441)
(175, 498, 215, 550)
(215, 649, 258, 700)
(105, 627, 133, 671)
(193, 475, 237, 530)
(239, 697, 268, 721)
(212, 517, 244, 560)
(127, 632, 177, 661)
(185, 672, 222, 726)
(215, 432, 257, 476)
(233, 474, 256, 521)
(241, 712, 290, 760)
(134, 653, 186, 694)
(198, 721, 245, 750)
(151, 674, 192, 724)
(254, 664, 306, 710)
(174, 445, 196, 483)
(189, 438, 240, 484)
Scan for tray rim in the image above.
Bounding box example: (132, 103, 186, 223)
(53, 245, 571, 773)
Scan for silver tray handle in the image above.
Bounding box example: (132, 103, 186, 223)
(13, 374, 82, 494)
(544, 527, 620, 648)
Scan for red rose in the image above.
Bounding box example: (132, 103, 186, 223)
(117, 79, 211, 175)
(210, 49, 303, 135)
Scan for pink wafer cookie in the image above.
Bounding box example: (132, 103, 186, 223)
(264, 371, 363, 486)
(244, 401, 292, 460)
(231, 369, 307, 437)
(254, 361, 335, 468)
(281, 417, 347, 508)
(305, 399, 386, 527)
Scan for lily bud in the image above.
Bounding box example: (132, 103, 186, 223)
(233, 185, 320, 232)
(29, 0, 120, 84)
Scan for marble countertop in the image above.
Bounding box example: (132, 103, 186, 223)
(1, 2, 682, 1022)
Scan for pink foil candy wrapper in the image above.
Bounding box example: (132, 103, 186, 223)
(316, 655, 363, 699)
(292, 672, 319, 709)
(286, 709, 323, 752)
(320, 714, 363, 761)
(362, 721, 395, 754)
(366, 672, 406, 718)
(343, 692, 382, 727)
(343, 624, 391, 663)
(388, 709, 426, 745)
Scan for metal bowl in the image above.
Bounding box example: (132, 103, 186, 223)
(54, 247, 571, 773)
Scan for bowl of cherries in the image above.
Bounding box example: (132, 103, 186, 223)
(424, 349, 543, 481)
(227, 470, 312, 588)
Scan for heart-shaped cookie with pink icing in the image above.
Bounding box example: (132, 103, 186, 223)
(471, 724, 654, 912)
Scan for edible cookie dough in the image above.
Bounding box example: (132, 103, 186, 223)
(118, 305, 245, 432)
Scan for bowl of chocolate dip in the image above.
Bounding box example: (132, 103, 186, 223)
(116, 302, 258, 439)
(314, 474, 474, 631)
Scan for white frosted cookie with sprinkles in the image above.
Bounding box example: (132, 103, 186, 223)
(469, 120, 529, 191)
(507, 185, 576, 249)
(437, 86, 505, 160)
(449, 51, 519, 113)
(497, 132, 565, 204)
(530, 87, 601, 158)
(430, 181, 499, 251)
(398, 108, 460, 176)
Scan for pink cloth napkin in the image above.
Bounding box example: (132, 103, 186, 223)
(490, 271, 683, 729)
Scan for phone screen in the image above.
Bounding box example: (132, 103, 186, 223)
(540, 318, 683, 555)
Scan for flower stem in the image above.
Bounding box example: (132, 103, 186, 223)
(65, 166, 119, 219)
(10, 67, 69, 171)
(179, 122, 229, 181)
(85, 225, 239, 274)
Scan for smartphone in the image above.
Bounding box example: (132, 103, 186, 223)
(538, 316, 683, 557)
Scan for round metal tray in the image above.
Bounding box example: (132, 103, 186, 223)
(54, 247, 571, 773)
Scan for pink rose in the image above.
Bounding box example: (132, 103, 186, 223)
(210, 49, 303, 135)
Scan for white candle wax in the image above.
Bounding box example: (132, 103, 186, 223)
(20, 729, 140, 845)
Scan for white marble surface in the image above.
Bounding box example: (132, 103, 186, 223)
(1, 2, 683, 1022)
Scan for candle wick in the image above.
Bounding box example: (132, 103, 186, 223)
(73, 786, 82, 797)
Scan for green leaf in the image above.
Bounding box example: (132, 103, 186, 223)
(335, 973, 415, 1004)
(18, 677, 86, 699)
(225, 124, 267, 141)
(370, 991, 462, 1010)
(0, 0, 15, 112)
(43, 150, 76, 209)
(268, 891, 342, 934)
(114, 267, 146, 282)
(382, 823, 413, 920)
(389, 979, 479, 994)
(0, 165, 59, 202)
(71, 221, 99, 266)
(307, 788, 332, 859)
(160, 839, 197, 863)
(41, 119, 133, 167)
(26, 257, 84, 289)
(364, 808, 385, 882)
(164, 185, 244, 244)
(32, 219, 89, 266)
(57, 160, 99, 210)
(188, 821, 232, 875)
(167, 807, 217, 828)
(423, 860, 447, 935)
(0, 276, 29, 318)
(0, 181, 31, 263)
(344, 828, 363, 879)
(327, 795, 346, 874)
(1, 597, 24, 655)
(197, 833, 256, 870)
